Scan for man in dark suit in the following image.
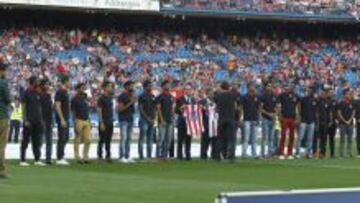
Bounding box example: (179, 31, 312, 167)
(176, 84, 194, 160)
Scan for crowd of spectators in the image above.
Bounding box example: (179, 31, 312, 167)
(0, 25, 359, 107)
(161, 0, 360, 19)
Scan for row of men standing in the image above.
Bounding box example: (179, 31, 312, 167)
(8, 76, 360, 166)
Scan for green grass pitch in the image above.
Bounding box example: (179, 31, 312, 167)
(1, 158, 360, 203)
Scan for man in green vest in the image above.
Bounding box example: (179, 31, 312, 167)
(8, 98, 22, 143)
(0, 62, 11, 178)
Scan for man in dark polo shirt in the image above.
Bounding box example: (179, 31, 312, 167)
(138, 80, 156, 159)
(71, 83, 91, 164)
(20, 76, 45, 166)
(356, 92, 360, 158)
(295, 88, 317, 159)
(278, 84, 299, 160)
(175, 84, 194, 161)
(260, 83, 278, 158)
(315, 87, 333, 159)
(338, 89, 355, 158)
(40, 78, 53, 164)
(156, 80, 174, 159)
(117, 81, 136, 163)
(214, 81, 237, 161)
(55, 75, 70, 165)
(240, 84, 260, 158)
(97, 81, 114, 162)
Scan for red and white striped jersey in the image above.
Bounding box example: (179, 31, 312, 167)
(182, 104, 204, 137)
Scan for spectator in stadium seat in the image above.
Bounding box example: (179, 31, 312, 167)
(138, 80, 156, 159)
(156, 80, 175, 160)
(296, 88, 317, 159)
(39, 78, 53, 165)
(20, 76, 45, 166)
(0, 62, 10, 178)
(240, 83, 261, 158)
(97, 81, 115, 162)
(117, 81, 136, 163)
(71, 83, 91, 164)
(278, 84, 299, 160)
(338, 89, 356, 158)
(55, 76, 71, 166)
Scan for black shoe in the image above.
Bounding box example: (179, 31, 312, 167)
(106, 158, 113, 163)
(45, 160, 53, 165)
(83, 160, 91, 164)
(77, 160, 84, 164)
(0, 174, 8, 179)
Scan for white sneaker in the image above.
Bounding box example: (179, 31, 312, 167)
(56, 159, 70, 166)
(279, 156, 285, 160)
(19, 162, 30, 167)
(287, 156, 294, 160)
(295, 155, 301, 159)
(34, 161, 46, 166)
(127, 158, 135, 163)
(119, 158, 128, 163)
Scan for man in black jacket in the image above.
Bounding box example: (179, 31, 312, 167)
(176, 84, 194, 160)
(20, 76, 45, 166)
(40, 78, 53, 164)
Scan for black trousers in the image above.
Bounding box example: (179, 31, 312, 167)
(325, 123, 337, 157)
(57, 124, 69, 160)
(215, 121, 235, 160)
(20, 121, 43, 162)
(97, 123, 114, 159)
(356, 123, 360, 155)
(8, 120, 20, 143)
(44, 123, 53, 162)
(177, 123, 192, 160)
(200, 126, 216, 159)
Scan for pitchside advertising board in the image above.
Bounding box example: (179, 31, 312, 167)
(0, 0, 160, 11)
(215, 188, 360, 203)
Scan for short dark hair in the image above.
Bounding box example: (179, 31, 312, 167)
(143, 80, 152, 88)
(0, 62, 8, 71)
(59, 74, 69, 84)
(220, 81, 230, 90)
(161, 80, 170, 88)
(28, 76, 38, 86)
(76, 82, 85, 90)
(124, 80, 133, 88)
(40, 78, 50, 86)
(102, 81, 113, 89)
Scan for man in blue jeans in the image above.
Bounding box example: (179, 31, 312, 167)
(117, 81, 136, 163)
(138, 80, 156, 159)
(296, 88, 317, 159)
(260, 83, 278, 158)
(338, 89, 355, 158)
(155, 81, 174, 160)
(240, 84, 260, 158)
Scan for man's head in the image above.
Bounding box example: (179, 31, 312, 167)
(102, 81, 114, 95)
(161, 80, 171, 92)
(343, 89, 352, 101)
(124, 80, 134, 93)
(143, 80, 152, 93)
(28, 76, 39, 88)
(0, 62, 7, 79)
(264, 83, 272, 94)
(40, 78, 51, 92)
(76, 83, 86, 94)
(184, 84, 192, 97)
(59, 75, 70, 89)
(220, 81, 230, 91)
(286, 84, 295, 94)
(247, 83, 256, 96)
